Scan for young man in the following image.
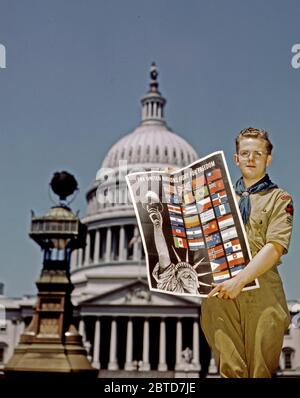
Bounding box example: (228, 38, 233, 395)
(201, 127, 294, 378)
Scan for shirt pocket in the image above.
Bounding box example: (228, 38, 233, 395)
(247, 206, 272, 250)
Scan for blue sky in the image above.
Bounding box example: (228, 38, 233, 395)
(0, 0, 299, 299)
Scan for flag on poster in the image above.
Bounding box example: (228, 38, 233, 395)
(173, 236, 188, 249)
(214, 202, 231, 217)
(171, 226, 186, 238)
(182, 203, 198, 215)
(167, 204, 182, 214)
(205, 232, 222, 248)
(188, 238, 205, 250)
(200, 208, 215, 223)
(186, 226, 203, 238)
(210, 256, 228, 272)
(208, 244, 225, 260)
(211, 190, 228, 206)
(217, 214, 234, 230)
(224, 239, 242, 254)
(213, 270, 231, 283)
(170, 215, 184, 226)
(206, 168, 222, 183)
(227, 251, 245, 266)
(202, 220, 218, 236)
(184, 214, 200, 228)
(208, 179, 225, 194)
(221, 226, 238, 241)
(196, 196, 212, 212)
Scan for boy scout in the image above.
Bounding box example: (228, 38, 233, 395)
(201, 127, 294, 378)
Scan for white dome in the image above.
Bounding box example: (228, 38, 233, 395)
(102, 122, 198, 169)
(85, 64, 199, 220)
(101, 63, 198, 169)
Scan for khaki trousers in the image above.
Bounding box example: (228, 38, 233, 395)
(201, 273, 290, 378)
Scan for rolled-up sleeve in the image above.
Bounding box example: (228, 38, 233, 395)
(266, 192, 294, 254)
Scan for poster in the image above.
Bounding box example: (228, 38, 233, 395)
(126, 151, 259, 297)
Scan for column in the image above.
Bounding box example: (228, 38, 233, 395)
(93, 229, 100, 264)
(142, 104, 146, 120)
(70, 249, 77, 270)
(85, 341, 92, 362)
(175, 318, 182, 368)
(12, 319, 19, 347)
(17, 320, 25, 344)
(108, 318, 118, 370)
(208, 352, 218, 375)
(158, 318, 167, 371)
(105, 227, 112, 262)
(192, 318, 201, 371)
(158, 104, 162, 118)
(77, 248, 83, 268)
(150, 102, 154, 117)
(139, 318, 150, 371)
(125, 318, 134, 370)
(84, 232, 91, 266)
(118, 226, 125, 261)
(92, 318, 101, 369)
(133, 226, 139, 261)
(153, 102, 157, 117)
(123, 227, 128, 260)
(79, 319, 86, 342)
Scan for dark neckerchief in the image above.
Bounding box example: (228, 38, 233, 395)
(234, 174, 278, 225)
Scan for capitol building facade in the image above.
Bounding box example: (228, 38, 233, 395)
(1, 65, 300, 377)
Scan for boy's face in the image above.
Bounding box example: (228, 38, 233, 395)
(233, 137, 272, 183)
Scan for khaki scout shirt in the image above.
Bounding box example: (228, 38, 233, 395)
(243, 188, 293, 258)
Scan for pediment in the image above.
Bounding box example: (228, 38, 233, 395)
(79, 280, 200, 307)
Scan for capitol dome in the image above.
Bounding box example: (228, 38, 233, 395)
(101, 62, 198, 170)
(102, 123, 197, 169)
(84, 63, 199, 221)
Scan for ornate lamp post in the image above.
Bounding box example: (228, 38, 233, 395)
(5, 171, 97, 377)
